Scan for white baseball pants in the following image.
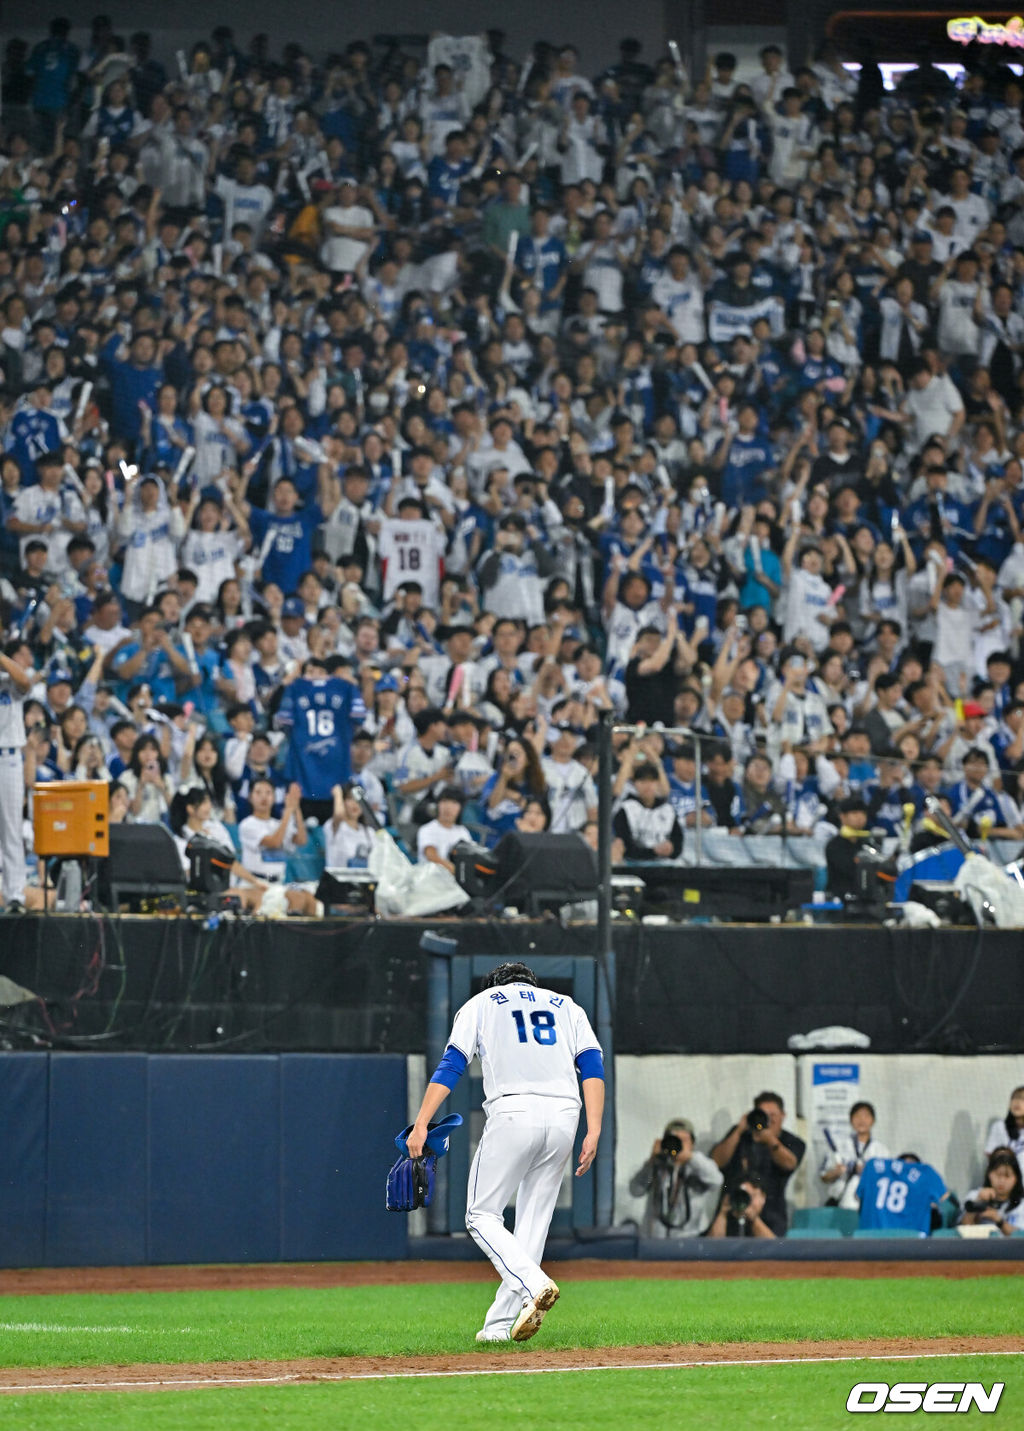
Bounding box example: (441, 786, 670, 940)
(0, 749, 25, 903)
(465, 1095, 578, 1337)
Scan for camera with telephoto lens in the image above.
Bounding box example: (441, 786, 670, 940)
(655, 1131, 683, 1167)
(747, 1106, 770, 1134)
(730, 1184, 753, 1217)
(963, 1198, 992, 1214)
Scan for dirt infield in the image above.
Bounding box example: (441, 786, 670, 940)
(0, 1258, 1017, 1297)
(0, 1337, 1021, 1394)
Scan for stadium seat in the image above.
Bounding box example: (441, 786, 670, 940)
(852, 1227, 922, 1238)
(786, 1227, 844, 1239)
(285, 824, 326, 883)
(791, 1206, 859, 1236)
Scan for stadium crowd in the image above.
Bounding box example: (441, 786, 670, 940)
(4, 18, 1024, 903)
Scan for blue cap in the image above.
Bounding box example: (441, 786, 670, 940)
(281, 596, 305, 618)
(376, 673, 401, 692)
(912, 230, 933, 243)
(47, 667, 73, 686)
(394, 1113, 464, 1158)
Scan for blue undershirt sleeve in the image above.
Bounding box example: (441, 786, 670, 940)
(575, 1049, 605, 1081)
(430, 1045, 469, 1090)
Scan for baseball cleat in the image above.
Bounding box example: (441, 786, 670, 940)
(510, 1279, 560, 1342)
(475, 1328, 511, 1342)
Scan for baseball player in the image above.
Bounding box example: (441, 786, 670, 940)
(406, 961, 604, 1343)
(0, 640, 34, 912)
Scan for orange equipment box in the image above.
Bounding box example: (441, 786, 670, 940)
(33, 781, 110, 857)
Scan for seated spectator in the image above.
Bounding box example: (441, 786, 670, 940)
(175, 786, 320, 917)
(960, 1148, 1024, 1235)
(984, 1085, 1024, 1175)
(612, 760, 682, 861)
(709, 1091, 805, 1236)
(819, 1101, 891, 1209)
(416, 786, 471, 873)
(481, 736, 547, 840)
(119, 734, 173, 825)
(325, 783, 376, 869)
(629, 1119, 724, 1237)
(238, 779, 307, 882)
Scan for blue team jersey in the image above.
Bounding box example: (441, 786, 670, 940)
(248, 504, 323, 593)
(857, 1157, 946, 1235)
(276, 676, 357, 799)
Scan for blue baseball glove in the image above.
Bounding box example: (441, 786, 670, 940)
(385, 1114, 464, 1212)
(385, 1152, 436, 1211)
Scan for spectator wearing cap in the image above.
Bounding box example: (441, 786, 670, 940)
(825, 795, 871, 899)
(278, 596, 310, 666)
(542, 719, 598, 834)
(947, 745, 1024, 839)
(320, 177, 374, 277)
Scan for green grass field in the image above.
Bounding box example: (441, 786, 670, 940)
(0, 1276, 1018, 1430)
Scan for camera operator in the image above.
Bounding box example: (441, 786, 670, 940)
(707, 1176, 775, 1239)
(709, 1091, 805, 1236)
(629, 1119, 724, 1237)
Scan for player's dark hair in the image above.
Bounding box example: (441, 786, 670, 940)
(985, 1147, 1024, 1211)
(850, 1101, 875, 1121)
(485, 962, 538, 988)
(897, 1152, 921, 1162)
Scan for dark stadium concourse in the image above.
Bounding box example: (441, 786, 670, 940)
(0, 915, 1021, 1055)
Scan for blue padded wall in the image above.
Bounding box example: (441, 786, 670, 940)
(46, 1053, 149, 1266)
(148, 1056, 282, 1265)
(0, 1054, 48, 1268)
(280, 1054, 407, 1261)
(0, 1053, 407, 1266)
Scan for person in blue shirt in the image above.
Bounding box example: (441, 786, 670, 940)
(516, 208, 568, 314)
(737, 511, 783, 611)
(713, 404, 776, 510)
(5, 381, 66, 484)
(101, 331, 164, 446)
(427, 130, 474, 213)
(27, 19, 80, 147)
(276, 655, 359, 820)
(856, 1153, 949, 1236)
(109, 605, 190, 703)
(904, 464, 974, 560)
(242, 472, 338, 595)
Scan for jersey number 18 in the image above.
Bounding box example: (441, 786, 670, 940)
(511, 1010, 557, 1045)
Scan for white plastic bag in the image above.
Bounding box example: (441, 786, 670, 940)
(368, 830, 469, 918)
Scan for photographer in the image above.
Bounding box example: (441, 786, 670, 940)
(629, 1119, 723, 1238)
(707, 1177, 775, 1239)
(710, 1091, 805, 1236)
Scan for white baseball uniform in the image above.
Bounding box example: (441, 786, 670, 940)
(0, 668, 28, 903)
(441, 980, 602, 1338)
